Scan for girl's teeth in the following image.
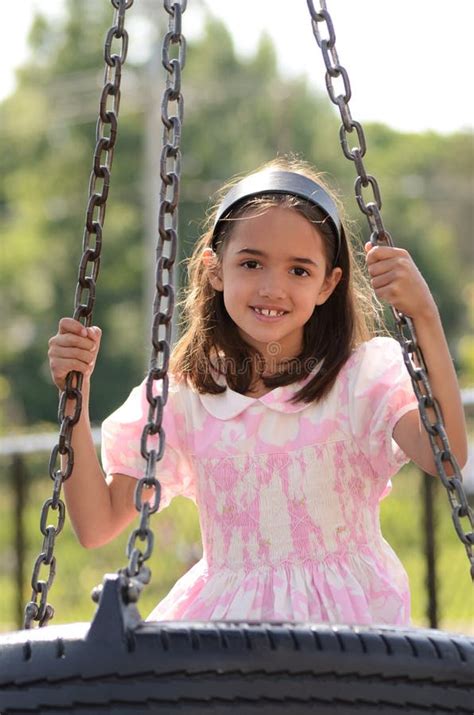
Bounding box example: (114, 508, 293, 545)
(254, 308, 285, 317)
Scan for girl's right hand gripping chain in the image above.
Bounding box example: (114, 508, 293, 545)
(48, 317, 102, 391)
(48, 318, 135, 548)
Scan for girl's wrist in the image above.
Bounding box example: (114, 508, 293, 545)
(411, 304, 444, 339)
(410, 295, 440, 325)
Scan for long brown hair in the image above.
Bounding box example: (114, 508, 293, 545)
(171, 156, 384, 403)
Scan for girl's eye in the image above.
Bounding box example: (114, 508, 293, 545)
(241, 260, 261, 269)
(291, 267, 310, 277)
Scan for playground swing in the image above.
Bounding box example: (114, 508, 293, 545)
(0, 1, 473, 713)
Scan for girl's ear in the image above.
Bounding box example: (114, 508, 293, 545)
(202, 248, 223, 291)
(315, 267, 343, 306)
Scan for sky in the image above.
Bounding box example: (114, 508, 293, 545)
(1, 0, 473, 135)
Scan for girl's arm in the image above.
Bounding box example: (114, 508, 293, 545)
(49, 318, 139, 547)
(365, 244, 468, 475)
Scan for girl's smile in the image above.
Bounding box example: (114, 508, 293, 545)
(207, 206, 342, 361)
(251, 304, 289, 320)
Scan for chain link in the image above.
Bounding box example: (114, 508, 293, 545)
(114, 0, 186, 604)
(307, 0, 474, 579)
(24, 0, 134, 629)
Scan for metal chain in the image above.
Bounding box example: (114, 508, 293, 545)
(112, 0, 186, 605)
(307, 0, 474, 579)
(24, 0, 134, 629)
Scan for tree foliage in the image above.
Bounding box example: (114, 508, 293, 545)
(1, 1, 472, 430)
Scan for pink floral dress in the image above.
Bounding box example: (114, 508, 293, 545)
(101, 337, 418, 626)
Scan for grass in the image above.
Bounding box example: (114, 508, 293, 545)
(380, 464, 473, 633)
(0, 454, 472, 634)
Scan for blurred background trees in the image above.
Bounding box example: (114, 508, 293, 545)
(1, 0, 472, 431)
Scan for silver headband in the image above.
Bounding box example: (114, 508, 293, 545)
(211, 170, 342, 264)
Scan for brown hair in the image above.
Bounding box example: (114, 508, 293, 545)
(171, 156, 384, 403)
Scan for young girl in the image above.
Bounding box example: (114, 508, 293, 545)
(48, 157, 467, 626)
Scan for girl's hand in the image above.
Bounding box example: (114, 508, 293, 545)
(365, 243, 437, 321)
(48, 317, 102, 391)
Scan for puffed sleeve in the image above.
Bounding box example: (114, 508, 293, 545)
(101, 374, 195, 511)
(348, 336, 419, 480)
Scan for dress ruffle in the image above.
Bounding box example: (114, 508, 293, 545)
(147, 546, 410, 626)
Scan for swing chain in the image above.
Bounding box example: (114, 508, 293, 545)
(307, 0, 474, 579)
(24, 0, 134, 629)
(118, 0, 186, 601)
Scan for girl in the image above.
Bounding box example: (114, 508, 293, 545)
(48, 157, 467, 626)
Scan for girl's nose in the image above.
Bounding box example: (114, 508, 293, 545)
(258, 275, 287, 300)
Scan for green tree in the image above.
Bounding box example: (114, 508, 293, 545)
(1, 2, 471, 433)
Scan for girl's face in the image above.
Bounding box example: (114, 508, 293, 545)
(206, 206, 342, 365)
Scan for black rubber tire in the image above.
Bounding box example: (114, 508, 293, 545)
(1, 619, 473, 714)
(2, 577, 472, 714)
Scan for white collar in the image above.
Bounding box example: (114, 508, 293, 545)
(198, 367, 320, 420)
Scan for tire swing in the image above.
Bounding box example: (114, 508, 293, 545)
(1, 2, 473, 713)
